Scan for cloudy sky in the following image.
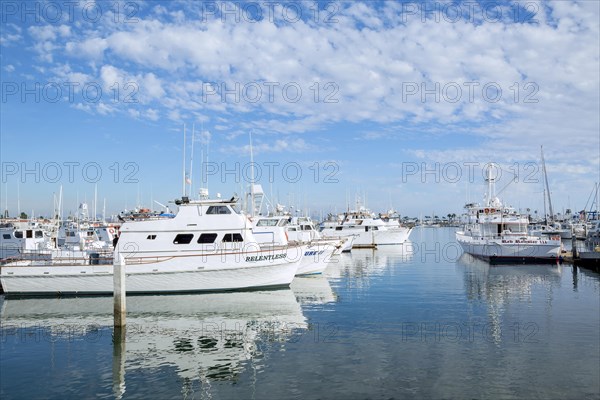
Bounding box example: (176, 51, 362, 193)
(1, 0, 598, 218)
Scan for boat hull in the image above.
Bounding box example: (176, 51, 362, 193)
(456, 232, 561, 264)
(322, 227, 412, 247)
(0, 247, 302, 296)
(296, 241, 336, 275)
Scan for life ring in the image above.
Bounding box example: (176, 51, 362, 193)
(490, 208, 495, 213)
(484, 208, 490, 214)
(108, 228, 115, 235)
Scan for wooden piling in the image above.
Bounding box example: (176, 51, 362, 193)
(114, 253, 126, 328)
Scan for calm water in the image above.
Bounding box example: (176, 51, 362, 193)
(1, 228, 599, 399)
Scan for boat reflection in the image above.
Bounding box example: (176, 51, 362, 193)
(291, 274, 337, 305)
(456, 252, 563, 344)
(1, 290, 307, 396)
(325, 242, 415, 281)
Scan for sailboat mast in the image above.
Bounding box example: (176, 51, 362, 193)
(541, 146, 554, 222)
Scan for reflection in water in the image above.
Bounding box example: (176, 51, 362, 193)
(325, 242, 415, 284)
(291, 275, 337, 305)
(1, 290, 307, 396)
(456, 253, 563, 344)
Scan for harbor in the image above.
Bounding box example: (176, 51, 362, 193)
(1, 228, 599, 399)
(2, 0, 599, 398)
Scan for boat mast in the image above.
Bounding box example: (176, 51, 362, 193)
(541, 146, 554, 223)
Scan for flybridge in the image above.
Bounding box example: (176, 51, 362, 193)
(174, 195, 239, 206)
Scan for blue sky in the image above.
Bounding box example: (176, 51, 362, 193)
(1, 0, 599, 219)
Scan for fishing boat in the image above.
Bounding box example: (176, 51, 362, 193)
(456, 164, 561, 264)
(0, 196, 303, 295)
(320, 208, 412, 248)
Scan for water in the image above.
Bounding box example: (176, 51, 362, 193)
(1, 228, 599, 399)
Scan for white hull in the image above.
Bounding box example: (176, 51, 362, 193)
(456, 231, 561, 263)
(322, 227, 412, 247)
(0, 247, 302, 295)
(296, 241, 336, 275)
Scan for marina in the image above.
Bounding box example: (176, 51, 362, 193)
(1, 1, 599, 398)
(1, 228, 599, 399)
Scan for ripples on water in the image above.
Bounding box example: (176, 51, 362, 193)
(1, 228, 599, 399)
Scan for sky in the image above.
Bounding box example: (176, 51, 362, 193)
(1, 0, 599, 219)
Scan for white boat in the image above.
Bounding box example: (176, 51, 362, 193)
(455, 164, 561, 264)
(319, 209, 412, 248)
(252, 215, 336, 275)
(0, 196, 303, 295)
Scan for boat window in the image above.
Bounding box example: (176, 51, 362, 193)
(256, 219, 279, 227)
(206, 205, 231, 215)
(87, 231, 94, 236)
(26, 230, 33, 238)
(14, 231, 23, 238)
(230, 204, 241, 214)
(197, 233, 218, 244)
(35, 231, 44, 238)
(147, 235, 157, 240)
(3, 234, 11, 239)
(335, 227, 343, 231)
(173, 233, 194, 244)
(222, 233, 244, 242)
(277, 219, 289, 227)
(288, 227, 297, 231)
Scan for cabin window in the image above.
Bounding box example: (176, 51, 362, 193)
(222, 233, 244, 242)
(277, 219, 289, 227)
(365, 227, 369, 232)
(230, 204, 241, 214)
(206, 205, 231, 215)
(35, 231, 43, 238)
(197, 233, 218, 244)
(256, 219, 279, 227)
(26, 230, 33, 238)
(335, 227, 343, 231)
(14, 231, 23, 238)
(87, 231, 94, 237)
(147, 235, 157, 240)
(3, 234, 11, 239)
(288, 227, 297, 231)
(173, 234, 194, 244)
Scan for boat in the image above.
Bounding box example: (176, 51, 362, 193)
(319, 208, 412, 248)
(0, 196, 303, 295)
(572, 220, 600, 271)
(252, 214, 336, 275)
(455, 164, 562, 264)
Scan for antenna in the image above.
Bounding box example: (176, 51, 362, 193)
(182, 123, 186, 197)
(17, 181, 20, 217)
(94, 184, 97, 222)
(190, 123, 195, 198)
(249, 130, 256, 217)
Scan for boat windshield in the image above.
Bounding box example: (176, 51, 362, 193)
(256, 219, 280, 227)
